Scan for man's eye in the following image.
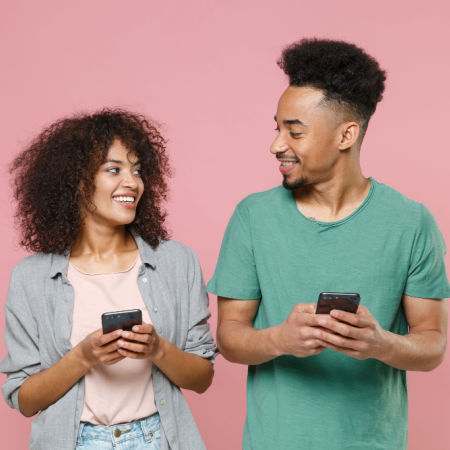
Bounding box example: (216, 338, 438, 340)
(290, 132, 302, 138)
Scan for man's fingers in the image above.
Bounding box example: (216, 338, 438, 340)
(314, 328, 361, 351)
(299, 312, 323, 327)
(329, 309, 371, 327)
(317, 317, 364, 339)
(304, 339, 326, 349)
(319, 341, 360, 359)
(294, 303, 317, 314)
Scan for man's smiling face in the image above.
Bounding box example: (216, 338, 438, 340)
(270, 85, 347, 191)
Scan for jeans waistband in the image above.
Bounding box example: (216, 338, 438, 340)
(76, 413, 160, 446)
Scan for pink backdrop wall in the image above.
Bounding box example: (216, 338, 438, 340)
(1, 1, 449, 448)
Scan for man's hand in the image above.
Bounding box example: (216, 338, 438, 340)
(117, 323, 162, 360)
(312, 305, 390, 360)
(273, 303, 326, 357)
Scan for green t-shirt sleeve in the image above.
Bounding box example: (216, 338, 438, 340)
(207, 203, 261, 300)
(404, 204, 450, 299)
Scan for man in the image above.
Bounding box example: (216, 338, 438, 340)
(207, 39, 449, 449)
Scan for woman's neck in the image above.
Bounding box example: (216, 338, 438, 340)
(70, 224, 139, 273)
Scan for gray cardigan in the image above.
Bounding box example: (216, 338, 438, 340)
(1, 237, 217, 449)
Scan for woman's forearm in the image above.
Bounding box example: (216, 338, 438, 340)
(18, 345, 91, 417)
(152, 338, 214, 393)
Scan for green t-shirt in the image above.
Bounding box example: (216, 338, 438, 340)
(207, 179, 450, 450)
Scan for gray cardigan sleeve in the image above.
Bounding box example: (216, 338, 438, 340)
(183, 248, 218, 363)
(1, 265, 41, 414)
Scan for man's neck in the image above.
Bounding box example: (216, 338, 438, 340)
(294, 171, 371, 222)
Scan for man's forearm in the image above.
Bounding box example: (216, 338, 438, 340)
(217, 321, 282, 365)
(379, 329, 446, 371)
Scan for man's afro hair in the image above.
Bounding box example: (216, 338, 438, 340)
(278, 38, 386, 123)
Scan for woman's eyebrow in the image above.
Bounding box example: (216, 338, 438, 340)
(104, 158, 141, 165)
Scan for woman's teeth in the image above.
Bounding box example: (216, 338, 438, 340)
(114, 196, 135, 203)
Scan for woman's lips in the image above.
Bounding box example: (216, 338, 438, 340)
(112, 197, 137, 209)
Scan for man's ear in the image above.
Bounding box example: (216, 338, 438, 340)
(338, 122, 360, 150)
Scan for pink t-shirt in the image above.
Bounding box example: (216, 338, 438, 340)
(68, 255, 157, 425)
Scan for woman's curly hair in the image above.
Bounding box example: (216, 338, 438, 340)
(278, 38, 386, 133)
(11, 109, 171, 254)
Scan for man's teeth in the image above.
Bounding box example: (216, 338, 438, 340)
(281, 161, 295, 166)
(114, 196, 135, 203)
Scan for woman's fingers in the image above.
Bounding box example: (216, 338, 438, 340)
(95, 329, 122, 347)
(119, 323, 155, 343)
(103, 354, 126, 365)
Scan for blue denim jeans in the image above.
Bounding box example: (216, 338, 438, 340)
(75, 413, 160, 449)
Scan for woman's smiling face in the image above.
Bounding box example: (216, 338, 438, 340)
(86, 139, 144, 228)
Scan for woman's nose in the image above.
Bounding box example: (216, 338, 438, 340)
(121, 171, 138, 188)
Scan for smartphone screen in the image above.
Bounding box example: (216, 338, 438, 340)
(315, 292, 360, 314)
(101, 309, 142, 334)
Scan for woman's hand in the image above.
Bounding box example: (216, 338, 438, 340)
(77, 328, 125, 369)
(117, 323, 162, 360)
(117, 323, 213, 393)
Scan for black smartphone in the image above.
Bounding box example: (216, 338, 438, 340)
(315, 292, 360, 314)
(101, 309, 142, 334)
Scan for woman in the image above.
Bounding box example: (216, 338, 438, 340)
(1, 110, 217, 449)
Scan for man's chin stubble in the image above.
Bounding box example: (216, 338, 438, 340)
(282, 176, 307, 191)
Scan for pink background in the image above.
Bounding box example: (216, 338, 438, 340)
(1, 1, 449, 448)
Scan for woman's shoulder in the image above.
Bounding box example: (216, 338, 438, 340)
(157, 239, 195, 256)
(137, 237, 199, 269)
(11, 252, 62, 281)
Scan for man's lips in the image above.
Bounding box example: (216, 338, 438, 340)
(277, 158, 299, 175)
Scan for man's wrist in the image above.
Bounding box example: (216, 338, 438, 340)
(374, 329, 395, 364)
(267, 325, 285, 358)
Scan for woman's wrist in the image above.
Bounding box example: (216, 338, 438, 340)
(72, 342, 95, 372)
(150, 336, 167, 363)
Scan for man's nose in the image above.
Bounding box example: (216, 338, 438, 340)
(270, 134, 289, 155)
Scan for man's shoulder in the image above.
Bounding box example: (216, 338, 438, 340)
(373, 179, 425, 218)
(236, 185, 287, 213)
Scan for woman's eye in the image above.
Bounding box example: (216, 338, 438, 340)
(290, 132, 302, 138)
(106, 167, 119, 174)
(133, 169, 142, 176)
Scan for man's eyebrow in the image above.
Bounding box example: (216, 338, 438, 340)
(283, 119, 306, 126)
(273, 116, 306, 127)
